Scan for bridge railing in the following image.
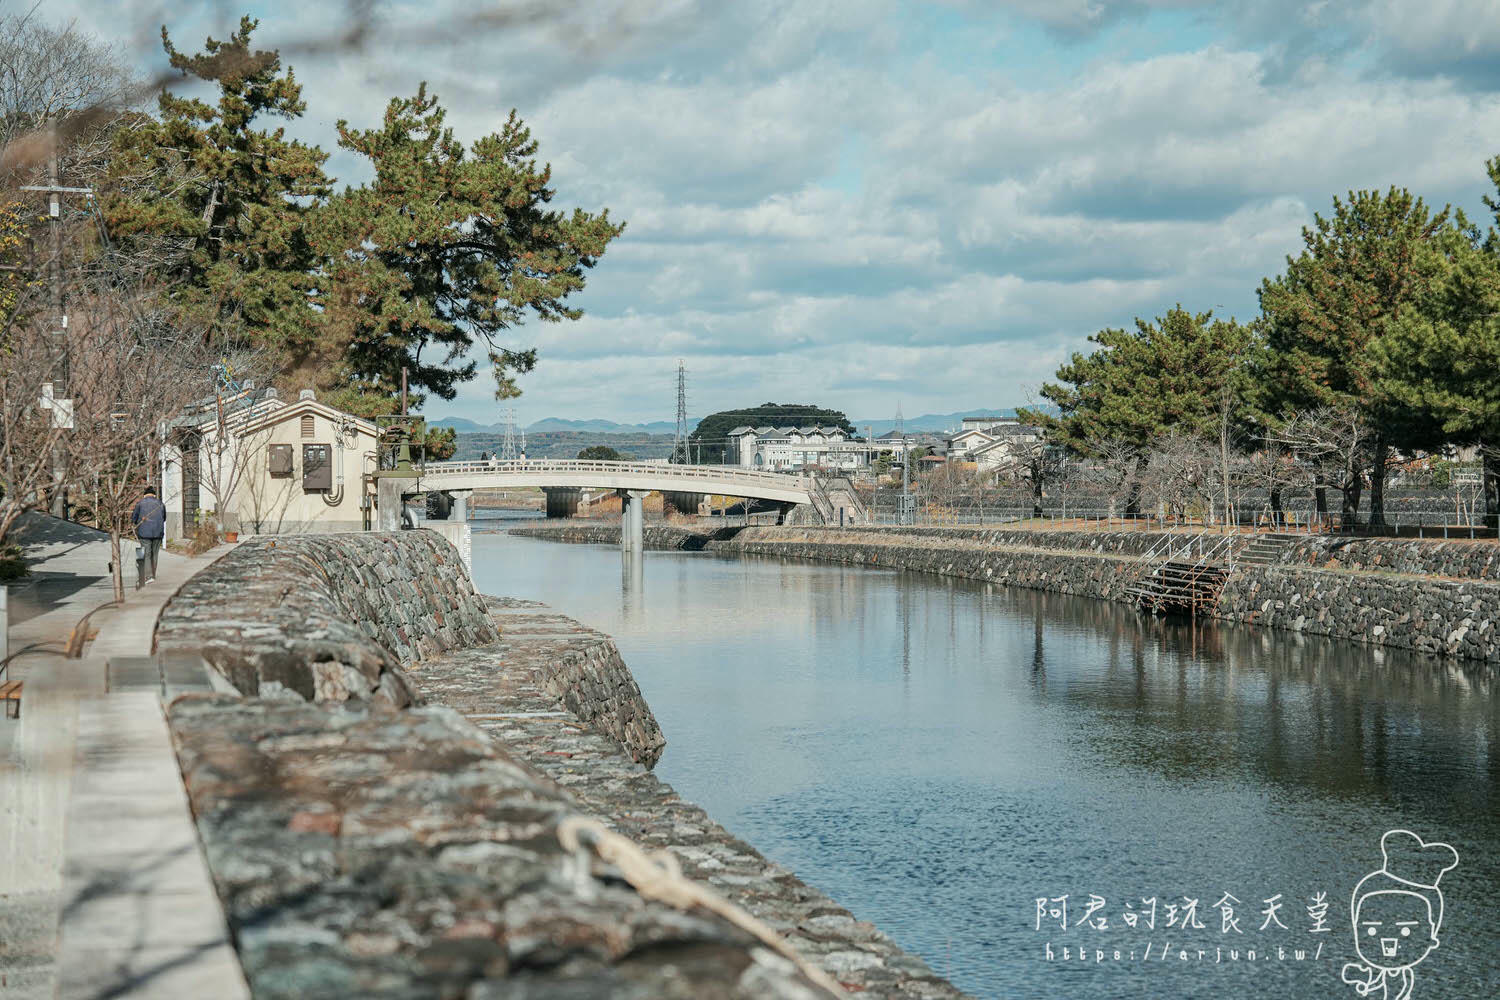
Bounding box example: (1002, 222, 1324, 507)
(419, 458, 809, 490)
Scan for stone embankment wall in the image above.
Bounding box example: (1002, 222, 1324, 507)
(1219, 566, 1500, 660)
(156, 532, 497, 706)
(411, 600, 965, 999)
(156, 529, 957, 997)
(510, 521, 1170, 556)
(170, 696, 840, 1000)
(410, 597, 666, 768)
(511, 521, 1500, 665)
(1252, 534, 1500, 580)
(509, 521, 743, 550)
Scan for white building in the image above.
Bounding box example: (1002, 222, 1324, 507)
(726, 425, 870, 472)
(966, 419, 1046, 474)
(162, 388, 379, 538)
(946, 428, 996, 457)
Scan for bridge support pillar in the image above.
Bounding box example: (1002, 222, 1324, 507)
(619, 489, 648, 555)
(543, 487, 581, 519)
(450, 490, 471, 522)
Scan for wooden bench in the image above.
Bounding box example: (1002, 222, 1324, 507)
(0, 679, 21, 719)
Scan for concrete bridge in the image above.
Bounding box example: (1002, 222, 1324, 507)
(376, 459, 814, 552)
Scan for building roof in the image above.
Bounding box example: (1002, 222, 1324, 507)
(948, 429, 996, 444)
(232, 396, 378, 439)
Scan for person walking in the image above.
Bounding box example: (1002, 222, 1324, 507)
(131, 485, 167, 587)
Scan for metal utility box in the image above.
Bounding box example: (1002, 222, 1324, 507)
(302, 443, 332, 490)
(267, 444, 294, 476)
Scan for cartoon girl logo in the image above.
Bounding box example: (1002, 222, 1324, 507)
(1341, 829, 1459, 1000)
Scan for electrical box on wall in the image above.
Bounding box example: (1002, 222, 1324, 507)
(268, 444, 293, 476)
(302, 443, 332, 490)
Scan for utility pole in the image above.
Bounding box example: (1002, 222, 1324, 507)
(21, 127, 90, 518)
(673, 359, 688, 464)
(896, 405, 914, 525)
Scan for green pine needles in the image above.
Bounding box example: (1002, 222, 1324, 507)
(105, 16, 623, 424)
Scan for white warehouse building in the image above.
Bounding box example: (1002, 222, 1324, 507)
(725, 425, 872, 472)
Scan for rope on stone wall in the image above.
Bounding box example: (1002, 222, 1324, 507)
(557, 815, 847, 996)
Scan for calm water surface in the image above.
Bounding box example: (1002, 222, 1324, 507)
(470, 520, 1499, 1000)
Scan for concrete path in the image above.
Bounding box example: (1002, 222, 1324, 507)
(1, 514, 247, 1000)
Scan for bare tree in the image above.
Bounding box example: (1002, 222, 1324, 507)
(190, 347, 281, 532)
(1139, 431, 1217, 522)
(1271, 406, 1373, 528)
(1077, 434, 1141, 518)
(0, 284, 73, 541)
(1238, 445, 1293, 528)
(65, 268, 211, 600)
(990, 434, 1066, 517)
(919, 462, 985, 519)
(0, 11, 135, 181)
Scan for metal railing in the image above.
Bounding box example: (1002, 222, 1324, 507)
(1128, 531, 1238, 614)
(421, 458, 810, 491)
(859, 505, 1497, 537)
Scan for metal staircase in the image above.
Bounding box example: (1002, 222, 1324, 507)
(1128, 532, 1238, 616)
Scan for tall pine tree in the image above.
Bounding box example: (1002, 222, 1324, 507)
(105, 17, 330, 359)
(1023, 306, 1254, 514)
(1375, 177, 1500, 529)
(1259, 188, 1452, 526)
(313, 85, 624, 420)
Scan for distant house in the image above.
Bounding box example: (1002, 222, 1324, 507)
(946, 428, 996, 456)
(969, 420, 1045, 474)
(726, 424, 867, 472)
(162, 388, 378, 538)
(960, 415, 1009, 432)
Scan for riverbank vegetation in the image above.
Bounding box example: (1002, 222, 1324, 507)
(1022, 180, 1500, 530)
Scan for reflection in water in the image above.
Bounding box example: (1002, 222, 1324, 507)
(471, 527, 1500, 1000)
(621, 549, 645, 624)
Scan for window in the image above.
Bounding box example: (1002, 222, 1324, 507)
(300, 414, 314, 438)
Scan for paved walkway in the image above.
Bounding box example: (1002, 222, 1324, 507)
(1, 514, 247, 1000)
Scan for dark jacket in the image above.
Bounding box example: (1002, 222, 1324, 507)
(131, 496, 167, 539)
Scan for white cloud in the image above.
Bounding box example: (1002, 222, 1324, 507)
(31, 0, 1500, 422)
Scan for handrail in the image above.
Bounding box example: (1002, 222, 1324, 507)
(420, 458, 808, 490)
(823, 475, 870, 523)
(807, 475, 836, 522)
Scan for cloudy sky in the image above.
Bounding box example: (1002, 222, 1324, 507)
(39, 0, 1500, 425)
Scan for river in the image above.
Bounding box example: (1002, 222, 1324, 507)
(469, 517, 1500, 1000)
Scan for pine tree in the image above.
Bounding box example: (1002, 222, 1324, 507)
(1024, 306, 1254, 513)
(1258, 188, 1452, 525)
(313, 85, 624, 419)
(1375, 185, 1500, 529)
(104, 17, 330, 359)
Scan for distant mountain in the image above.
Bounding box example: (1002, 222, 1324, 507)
(428, 416, 495, 432)
(523, 417, 692, 435)
(433, 408, 1045, 439)
(452, 429, 677, 461)
(851, 409, 1031, 436)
